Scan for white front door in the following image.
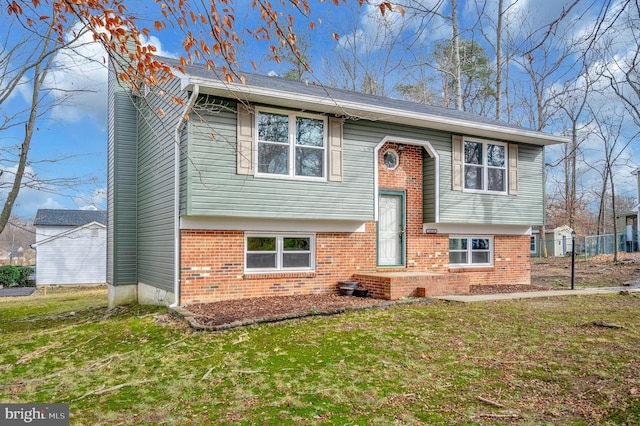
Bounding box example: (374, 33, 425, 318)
(378, 193, 404, 266)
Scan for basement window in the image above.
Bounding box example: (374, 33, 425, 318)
(449, 236, 493, 267)
(245, 234, 315, 272)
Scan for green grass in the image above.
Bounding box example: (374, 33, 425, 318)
(2, 287, 640, 425)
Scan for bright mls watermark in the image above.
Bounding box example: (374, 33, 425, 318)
(1, 404, 69, 425)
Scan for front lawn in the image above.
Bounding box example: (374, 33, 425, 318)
(1, 287, 639, 425)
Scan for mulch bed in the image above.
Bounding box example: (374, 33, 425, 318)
(179, 284, 557, 331)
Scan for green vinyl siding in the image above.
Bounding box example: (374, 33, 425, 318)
(438, 139, 545, 225)
(136, 79, 185, 292)
(423, 154, 437, 223)
(183, 103, 375, 220)
(107, 66, 137, 286)
(182, 98, 545, 226)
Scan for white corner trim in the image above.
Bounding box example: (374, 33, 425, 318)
(180, 216, 367, 233)
(423, 223, 532, 235)
(374, 136, 440, 222)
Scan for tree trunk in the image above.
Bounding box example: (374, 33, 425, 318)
(451, 0, 462, 110)
(0, 20, 57, 234)
(495, 0, 503, 120)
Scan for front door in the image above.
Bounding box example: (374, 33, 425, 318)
(378, 192, 404, 266)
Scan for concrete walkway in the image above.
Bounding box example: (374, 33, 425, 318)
(435, 286, 640, 302)
(0, 287, 36, 297)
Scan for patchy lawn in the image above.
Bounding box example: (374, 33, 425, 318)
(2, 286, 640, 425)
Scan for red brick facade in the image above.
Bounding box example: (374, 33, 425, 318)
(179, 142, 532, 304)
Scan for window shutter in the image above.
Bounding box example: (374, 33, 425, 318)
(236, 104, 254, 175)
(451, 135, 463, 191)
(509, 143, 518, 195)
(328, 117, 343, 182)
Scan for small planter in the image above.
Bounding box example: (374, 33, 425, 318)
(353, 288, 369, 298)
(338, 286, 355, 296)
(338, 281, 359, 289)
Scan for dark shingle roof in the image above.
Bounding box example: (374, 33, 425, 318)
(34, 209, 106, 227)
(164, 57, 531, 133)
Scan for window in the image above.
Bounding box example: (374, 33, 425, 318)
(530, 235, 537, 253)
(449, 236, 493, 267)
(257, 110, 326, 179)
(464, 139, 507, 193)
(383, 149, 399, 170)
(245, 234, 315, 272)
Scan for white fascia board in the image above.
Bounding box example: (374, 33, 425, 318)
(31, 221, 106, 247)
(181, 77, 569, 147)
(423, 223, 532, 235)
(181, 216, 367, 233)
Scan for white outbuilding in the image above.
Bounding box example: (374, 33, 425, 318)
(32, 209, 106, 285)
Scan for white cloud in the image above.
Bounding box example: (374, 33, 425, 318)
(74, 188, 106, 211)
(45, 25, 173, 129)
(0, 72, 31, 104)
(0, 165, 65, 219)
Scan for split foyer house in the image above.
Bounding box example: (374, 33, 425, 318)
(107, 57, 567, 307)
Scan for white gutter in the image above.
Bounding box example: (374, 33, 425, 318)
(180, 76, 569, 147)
(170, 84, 199, 307)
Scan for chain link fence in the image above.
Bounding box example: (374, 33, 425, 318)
(532, 231, 639, 259)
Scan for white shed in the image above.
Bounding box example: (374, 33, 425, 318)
(32, 209, 107, 285)
(548, 225, 575, 257)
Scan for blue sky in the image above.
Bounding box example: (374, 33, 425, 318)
(1, 0, 639, 221)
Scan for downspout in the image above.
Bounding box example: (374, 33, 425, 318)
(170, 84, 199, 307)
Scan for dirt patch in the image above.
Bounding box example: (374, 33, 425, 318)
(531, 252, 640, 288)
(469, 284, 559, 295)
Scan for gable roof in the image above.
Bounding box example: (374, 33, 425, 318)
(164, 57, 569, 147)
(31, 221, 106, 248)
(34, 209, 106, 227)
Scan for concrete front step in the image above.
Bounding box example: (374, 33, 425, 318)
(353, 272, 470, 300)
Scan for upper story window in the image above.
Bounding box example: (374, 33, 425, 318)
(464, 139, 507, 194)
(257, 109, 326, 179)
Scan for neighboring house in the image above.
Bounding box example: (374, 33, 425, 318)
(32, 209, 107, 285)
(107, 57, 567, 307)
(616, 211, 638, 252)
(9, 247, 25, 265)
(530, 225, 575, 257)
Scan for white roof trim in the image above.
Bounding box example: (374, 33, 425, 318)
(31, 221, 105, 248)
(179, 76, 569, 147)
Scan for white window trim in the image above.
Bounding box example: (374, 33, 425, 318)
(449, 235, 494, 268)
(462, 137, 508, 195)
(245, 233, 316, 273)
(530, 235, 537, 253)
(255, 107, 328, 181)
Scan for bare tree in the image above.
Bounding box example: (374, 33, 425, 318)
(0, 5, 90, 234)
(323, 2, 412, 96)
(587, 106, 636, 261)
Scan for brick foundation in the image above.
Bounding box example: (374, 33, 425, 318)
(179, 142, 532, 304)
